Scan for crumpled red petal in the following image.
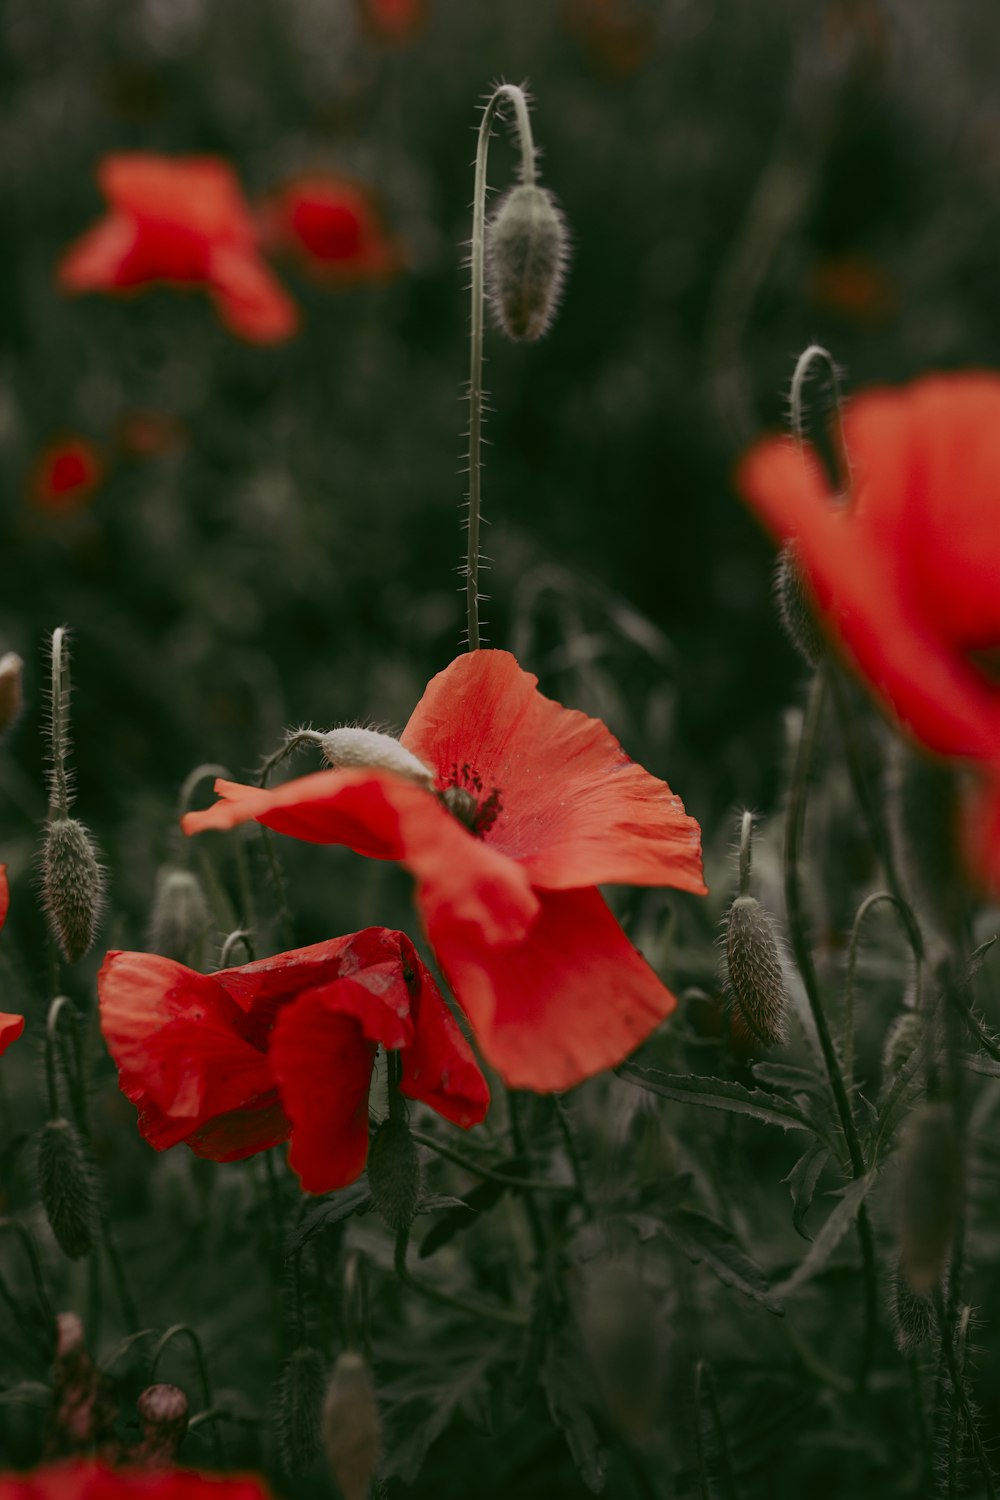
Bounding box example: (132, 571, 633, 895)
(0, 1012, 24, 1057)
(0, 1458, 276, 1499)
(100, 155, 254, 240)
(57, 214, 141, 291)
(426, 884, 678, 1092)
(0, 863, 9, 929)
(401, 650, 707, 895)
(182, 769, 539, 946)
(396, 938, 490, 1127)
(208, 246, 300, 344)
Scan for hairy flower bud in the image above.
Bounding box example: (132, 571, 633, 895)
(898, 1101, 961, 1296)
(149, 865, 212, 964)
(882, 1010, 922, 1080)
(320, 728, 433, 787)
(42, 817, 106, 963)
(276, 1346, 326, 1474)
(724, 894, 788, 1047)
(132, 1384, 189, 1467)
(0, 651, 24, 737)
(773, 544, 825, 668)
(38, 1118, 96, 1260)
(368, 1117, 421, 1237)
(485, 183, 569, 341)
(322, 1352, 379, 1500)
(890, 1260, 934, 1353)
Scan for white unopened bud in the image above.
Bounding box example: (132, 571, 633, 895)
(320, 728, 433, 787)
(322, 1352, 379, 1500)
(485, 183, 570, 341)
(0, 652, 24, 737)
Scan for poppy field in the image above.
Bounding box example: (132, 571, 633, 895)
(4, 2, 1000, 1497)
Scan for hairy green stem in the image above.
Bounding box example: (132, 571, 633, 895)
(844, 890, 924, 1092)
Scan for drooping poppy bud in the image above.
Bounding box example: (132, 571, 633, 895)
(773, 544, 825, 668)
(890, 1260, 934, 1353)
(367, 1117, 421, 1237)
(275, 1346, 326, 1474)
(724, 894, 788, 1047)
(41, 817, 106, 963)
(37, 1118, 96, 1260)
(320, 727, 433, 786)
(148, 865, 212, 965)
(485, 184, 570, 341)
(0, 652, 24, 738)
(322, 1352, 379, 1500)
(898, 1101, 961, 1296)
(131, 1384, 189, 1467)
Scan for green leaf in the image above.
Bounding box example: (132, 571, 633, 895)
(772, 1173, 878, 1297)
(0, 1380, 50, 1408)
(969, 934, 999, 979)
(541, 1350, 607, 1494)
(783, 1143, 832, 1240)
(660, 1207, 783, 1315)
(284, 1179, 372, 1257)
(961, 1052, 1000, 1078)
(618, 1064, 821, 1137)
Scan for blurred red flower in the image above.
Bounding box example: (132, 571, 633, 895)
(58, 155, 298, 344)
(0, 865, 24, 1058)
(183, 650, 707, 1091)
(30, 438, 103, 514)
(256, 174, 401, 286)
(358, 0, 428, 44)
(98, 927, 488, 1192)
(0, 1461, 273, 1499)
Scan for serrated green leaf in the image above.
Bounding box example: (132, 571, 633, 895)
(783, 1143, 832, 1240)
(0, 1380, 50, 1407)
(772, 1172, 878, 1297)
(969, 934, 999, 979)
(283, 1180, 371, 1257)
(541, 1352, 607, 1494)
(660, 1207, 783, 1316)
(618, 1064, 822, 1137)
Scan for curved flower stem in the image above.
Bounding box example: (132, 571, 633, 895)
(0, 1219, 56, 1342)
(220, 928, 255, 968)
(844, 891, 924, 1092)
(393, 1229, 527, 1328)
(465, 83, 537, 651)
(44, 995, 84, 1126)
(178, 763, 232, 821)
(506, 1089, 548, 1264)
(551, 1096, 594, 1218)
(152, 1324, 225, 1464)
(408, 1126, 574, 1195)
(785, 668, 878, 1388)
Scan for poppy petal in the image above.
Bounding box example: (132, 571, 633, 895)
(0, 1012, 24, 1057)
(0, 864, 8, 929)
(269, 985, 378, 1192)
(99, 155, 253, 239)
(401, 650, 707, 895)
(397, 939, 490, 1127)
(98, 952, 287, 1157)
(738, 436, 1000, 760)
(426, 885, 678, 1092)
(58, 214, 141, 290)
(182, 770, 539, 947)
(208, 246, 300, 344)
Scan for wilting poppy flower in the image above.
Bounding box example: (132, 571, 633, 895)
(98, 927, 488, 1193)
(0, 865, 23, 1058)
(256, 174, 400, 286)
(358, 0, 428, 44)
(0, 1461, 274, 1499)
(183, 650, 706, 1092)
(738, 374, 1000, 763)
(58, 155, 298, 344)
(30, 438, 103, 514)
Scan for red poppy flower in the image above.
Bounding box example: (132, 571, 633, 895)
(738, 373, 1000, 763)
(182, 650, 706, 1091)
(358, 0, 428, 44)
(30, 438, 103, 514)
(58, 155, 299, 344)
(256, 174, 400, 286)
(0, 1461, 273, 1500)
(98, 927, 488, 1193)
(0, 865, 24, 1058)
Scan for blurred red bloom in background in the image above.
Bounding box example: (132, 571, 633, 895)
(183, 650, 707, 1092)
(58, 155, 298, 344)
(0, 1461, 273, 1499)
(256, 174, 401, 286)
(30, 437, 103, 514)
(0, 865, 24, 1058)
(358, 0, 428, 44)
(99, 928, 488, 1192)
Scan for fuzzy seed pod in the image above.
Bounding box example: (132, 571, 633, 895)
(773, 545, 825, 668)
(898, 1101, 961, 1296)
(724, 894, 788, 1047)
(149, 866, 212, 964)
(42, 817, 106, 963)
(0, 651, 24, 737)
(322, 1351, 379, 1500)
(485, 183, 569, 341)
(276, 1346, 326, 1474)
(882, 1010, 922, 1080)
(320, 728, 433, 787)
(367, 1118, 421, 1237)
(38, 1118, 96, 1260)
(890, 1261, 934, 1353)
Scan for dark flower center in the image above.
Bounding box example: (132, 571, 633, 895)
(438, 762, 503, 838)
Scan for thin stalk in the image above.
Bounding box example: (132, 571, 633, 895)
(393, 1230, 526, 1328)
(407, 1126, 574, 1195)
(785, 668, 878, 1386)
(220, 929, 255, 968)
(694, 1361, 740, 1500)
(737, 809, 753, 897)
(551, 1095, 594, 1218)
(465, 83, 536, 650)
(507, 1088, 548, 1264)
(844, 890, 924, 1091)
(934, 1293, 996, 1499)
(47, 626, 72, 818)
(152, 1324, 225, 1465)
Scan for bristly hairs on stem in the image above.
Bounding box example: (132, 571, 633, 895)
(46, 626, 74, 819)
(788, 342, 852, 497)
